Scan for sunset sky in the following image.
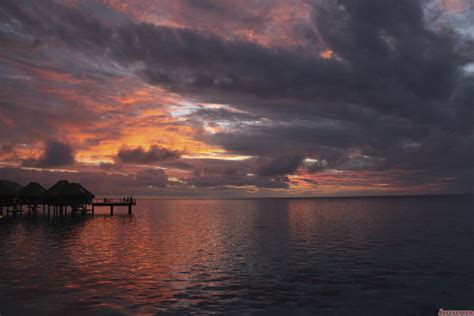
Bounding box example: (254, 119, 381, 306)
(0, 0, 472, 197)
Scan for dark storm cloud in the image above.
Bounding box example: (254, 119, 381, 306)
(388, 130, 474, 170)
(21, 141, 75, 167)
(256, 155, 305, 176)
(207, 120, 368, 156)
(451, 77, 474, 130)
(0, 1, 362, 104)
(128, 28, 353, 103)
(180, 158, 292, 189)
(117, 2, 470, 128)
(116, 145, 180, 164)
(188, 174, 290, 189)
(305, 0, 474, 149)
(2, 0, 471, 121)
(305, 160, 328, 173)
(0, 0, 472, 194)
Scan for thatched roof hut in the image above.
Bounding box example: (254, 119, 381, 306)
(0, 180, 23, 204)
(46, 180, 95, 205)
(71, 183, 95, 199)
(17, 182, 47, 204)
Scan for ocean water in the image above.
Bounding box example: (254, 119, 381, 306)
(0, 196, 473, 315)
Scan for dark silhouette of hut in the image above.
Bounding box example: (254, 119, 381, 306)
(1, 179, 133, 217)
(17, 182, 47, 205)
(0, 180, 23, 205)
(46, 180, 95, 206)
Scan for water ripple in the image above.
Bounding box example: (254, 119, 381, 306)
(1, 196, 473, 314)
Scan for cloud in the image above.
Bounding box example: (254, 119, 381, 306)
(99, 162, 115, 170)
(0, 0, 473, 195)
(116, 145, 180, 164)
(136, 168, 169, 187)
(181, 157, 292, 189)
(188, 174, 290, 189)
(255, 155, 305, 176)
(305, 159, 328, 173)
(1, 144, 14, 153)
(21, 141, 75, 167)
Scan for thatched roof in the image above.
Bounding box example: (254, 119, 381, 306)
(17, 182, 47, 199)
(71, 183, 95, 198)
(46, 180, 95, 199)
(0, 180, 23, 197)
(46, 180, 70, 197)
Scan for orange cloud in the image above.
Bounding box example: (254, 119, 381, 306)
(0, 55, 224, 169)
(289, 169, 453, 196)
(320, 49, 333, 60)
(440, 0, 472, 12)
(103, 0, 313, 48)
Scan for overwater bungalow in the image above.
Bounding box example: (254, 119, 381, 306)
(46, 180, 95, 206)
(0, 180, 23, 206)
(17, 182, 47, 205)
(1, 179, 134, 217)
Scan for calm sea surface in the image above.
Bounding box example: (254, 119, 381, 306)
(0, 196, 473, 315)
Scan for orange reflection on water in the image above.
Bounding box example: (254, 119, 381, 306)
(61, 200, 252, 311)
(2, 197, 474, 314)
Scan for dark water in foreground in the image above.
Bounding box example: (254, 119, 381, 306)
(0, 196, 473, 315)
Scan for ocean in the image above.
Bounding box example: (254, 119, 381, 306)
(0, 195, 473, 315)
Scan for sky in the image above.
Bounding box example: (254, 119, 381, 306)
(0, 0, 473, 198)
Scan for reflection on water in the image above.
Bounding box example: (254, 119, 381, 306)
(0, 196, 473, 314)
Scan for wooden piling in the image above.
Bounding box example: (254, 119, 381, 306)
(1, 197, 135, 219)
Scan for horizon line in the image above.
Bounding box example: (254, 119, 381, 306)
(101, 193, 473, 201)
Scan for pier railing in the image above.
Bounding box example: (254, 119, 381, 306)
(91, 198, 136, 215)
(92, 198, 136, 205)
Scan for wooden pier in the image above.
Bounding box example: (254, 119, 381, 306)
(0, 198, 136, 218)
(91, 198, 136, 215)
(0, 180, 137, 219)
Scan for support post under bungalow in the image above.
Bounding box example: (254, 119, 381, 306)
(110, 205, 114, 216)
(128, 203, 132, 215)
